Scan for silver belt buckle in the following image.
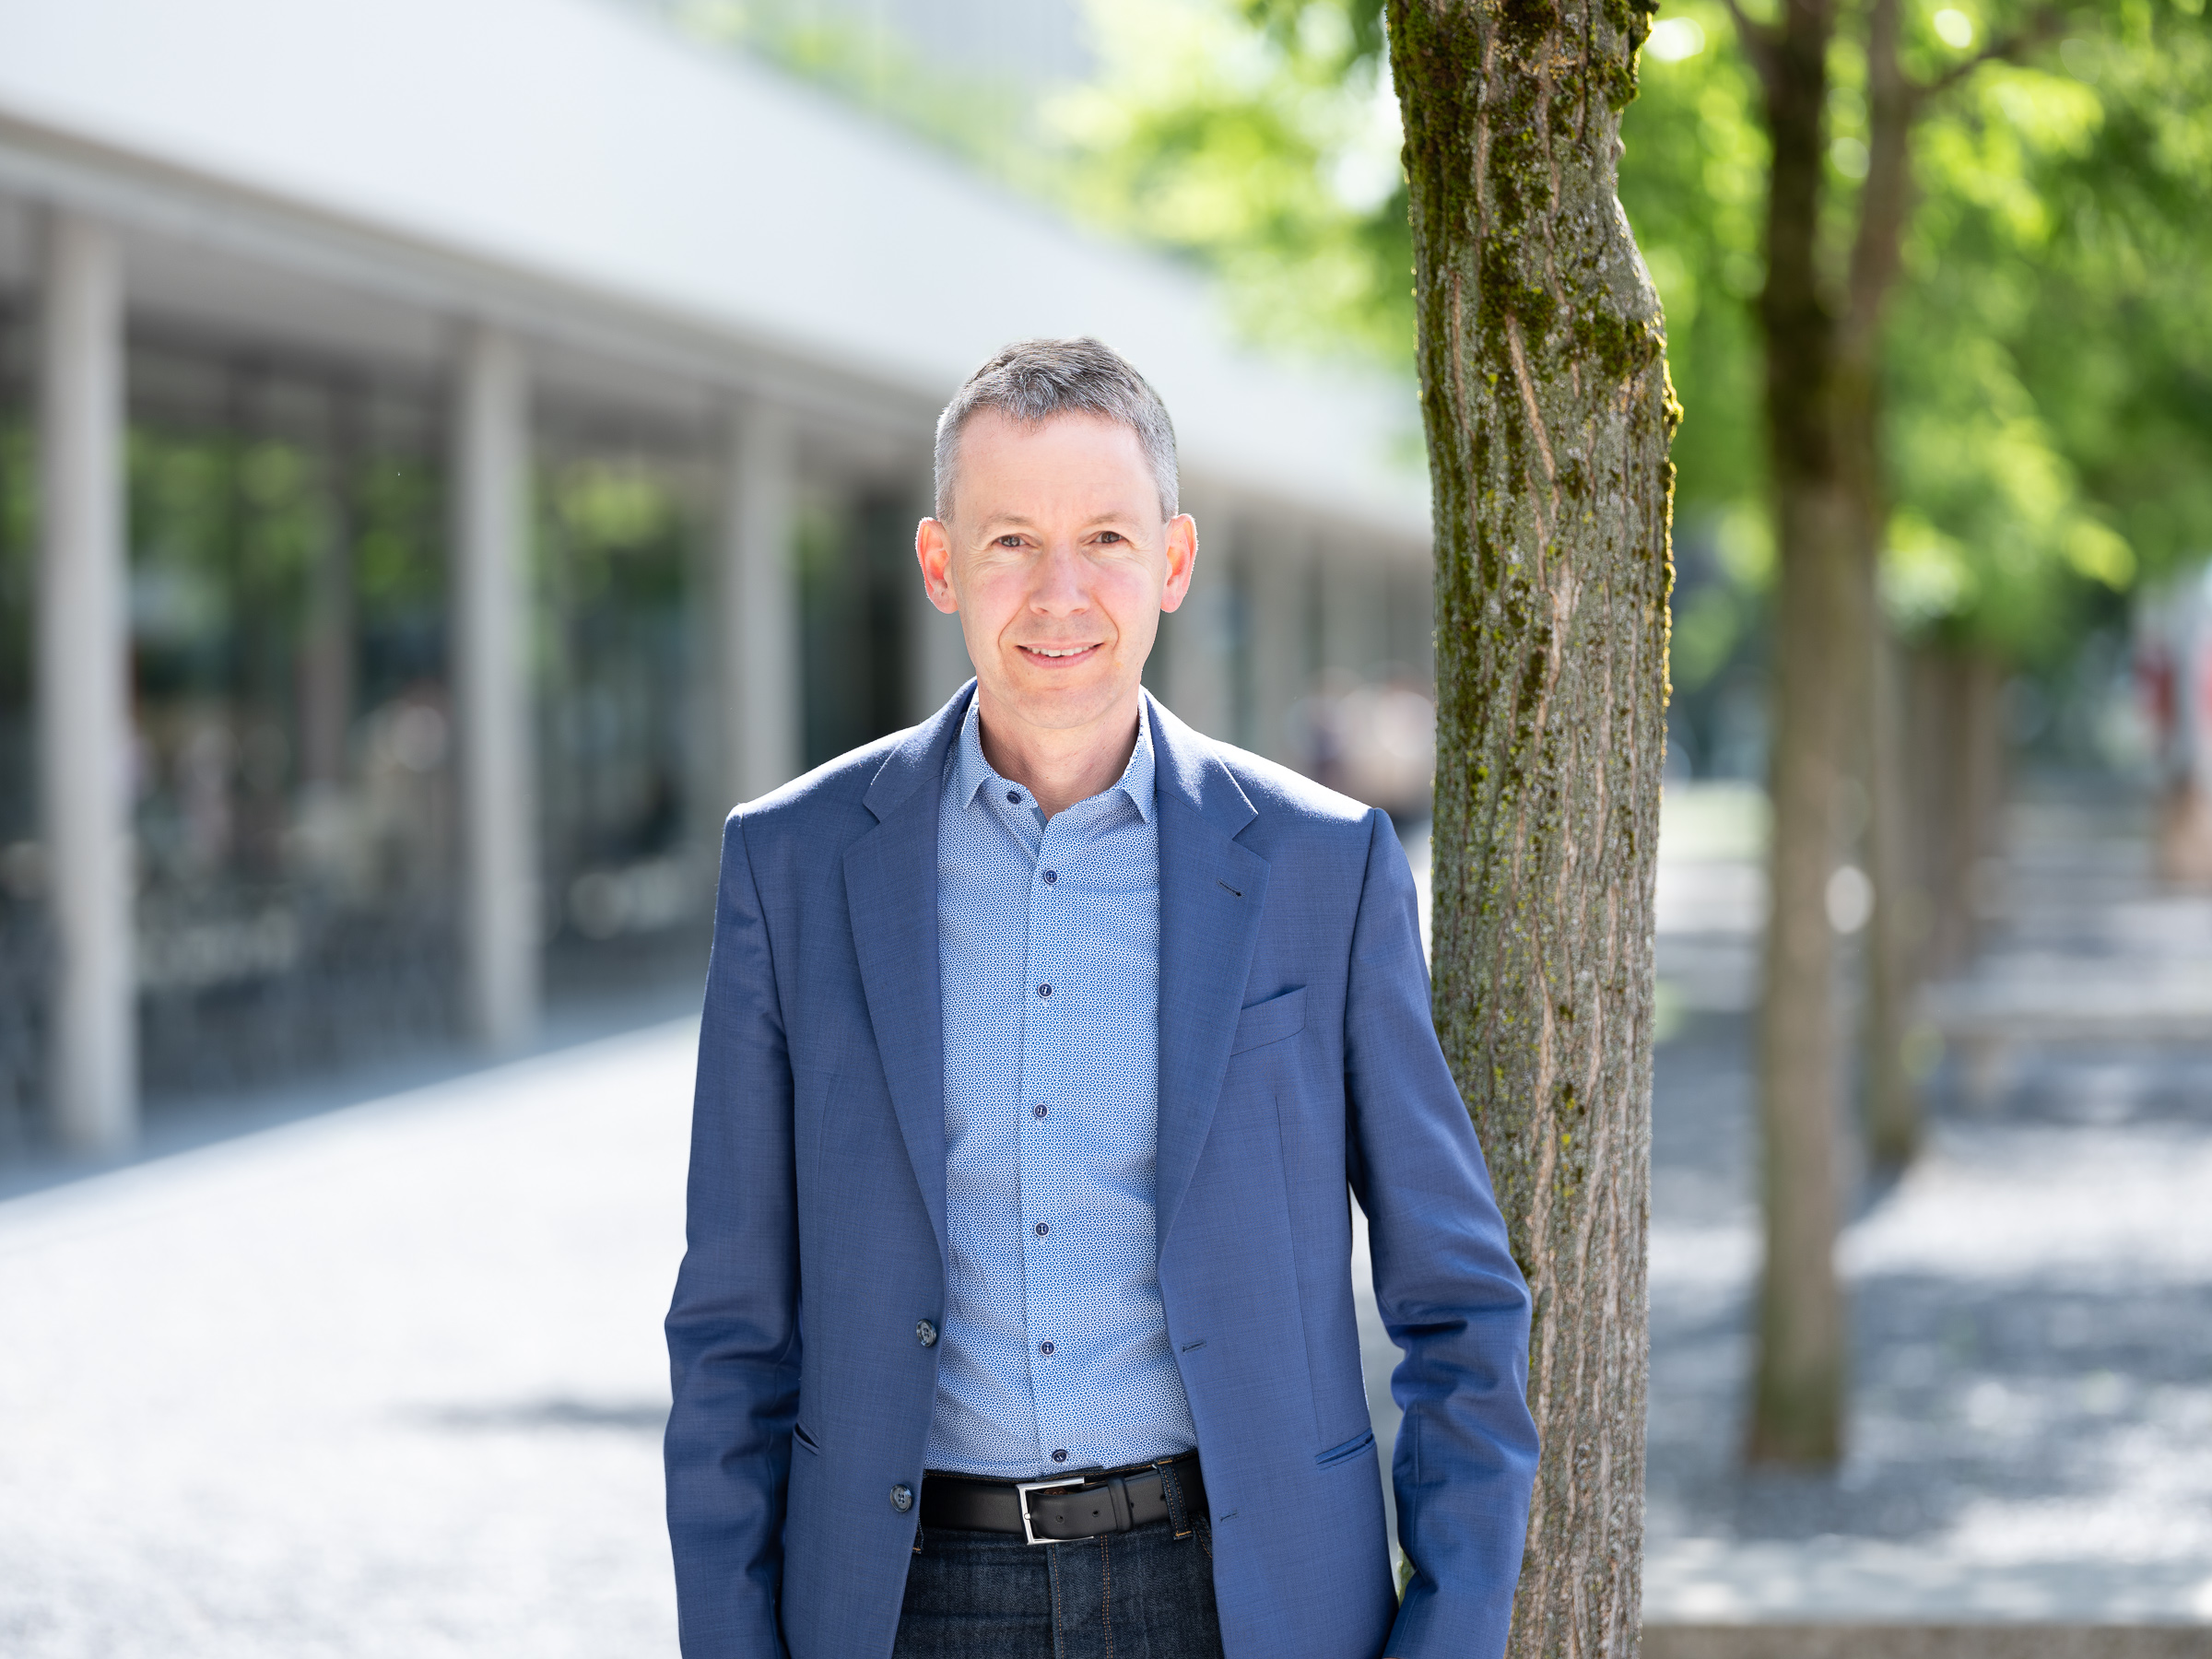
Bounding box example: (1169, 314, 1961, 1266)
(1013, 1474, 1086, 1546)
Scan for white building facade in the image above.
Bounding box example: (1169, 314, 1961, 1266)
(0, 0, 1433, 1149)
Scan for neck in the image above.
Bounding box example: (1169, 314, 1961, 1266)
(974, 688, 1143, 819)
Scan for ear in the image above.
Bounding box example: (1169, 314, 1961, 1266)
(916, 517, 959, 615)
(1159, 513, 1198, 614)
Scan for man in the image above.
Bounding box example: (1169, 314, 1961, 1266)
(665, 337, 1538, 1659)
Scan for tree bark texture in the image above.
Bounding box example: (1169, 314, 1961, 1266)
(1389, 2, 1675, 1653)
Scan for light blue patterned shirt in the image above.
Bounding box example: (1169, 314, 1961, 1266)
(925, 692, 1199, 1478)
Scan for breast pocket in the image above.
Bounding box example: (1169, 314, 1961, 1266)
(1230, 986, 1306, 1055)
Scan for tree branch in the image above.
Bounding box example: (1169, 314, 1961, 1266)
(1910, 6, 2064, 104)
(1721, 0, 1783, 98)
(1842, 0, 1912, 347)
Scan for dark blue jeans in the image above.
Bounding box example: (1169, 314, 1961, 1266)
(891, 1517, 1226, 1659)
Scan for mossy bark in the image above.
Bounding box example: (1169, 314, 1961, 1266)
(1389, 1, 1675, 1653)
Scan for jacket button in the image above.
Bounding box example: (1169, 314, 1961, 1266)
(916, 1319, 939, 1347)
(890, 1484, 914, 1512)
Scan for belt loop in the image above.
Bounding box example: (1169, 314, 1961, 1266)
(1105, 1473, 1133, 1533)
(1156, 1456, 1192, 1539)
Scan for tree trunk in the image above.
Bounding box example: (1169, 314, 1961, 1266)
(1942, 650, 2008, 969)
(1842, 0, 1922, 1171)
(1864, 628, 1920, 1165)
(1742, 0, 1853, 1466)
(1749, 503, 1853, 1467)
(1734, 0, 2051, 1450)
(1390, 1, 1675, 1653)
(1904, 648, 2008, 978)
(1905, 649, 1965, 976)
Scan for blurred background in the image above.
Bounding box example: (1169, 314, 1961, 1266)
(0, 0, 2207, 1654)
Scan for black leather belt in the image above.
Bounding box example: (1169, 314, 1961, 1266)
(920, 1453, 1207, 1545)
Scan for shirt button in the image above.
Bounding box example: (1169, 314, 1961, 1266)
(1041, 869, 1057, 885)
(916, 1319, 938, 1347)
(1033, 1104, 1047, 1119)
(1051, 1449, 1068, 1464)
(1040, 1341, 1054, 1355)
(1006, 789, 1021, 805)
(890, 1484, 913, 1512)
(1034, 1221, 1050, 1237)
(1037, 983, 1051, 998)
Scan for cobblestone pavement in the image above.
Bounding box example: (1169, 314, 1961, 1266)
(0, 1024, 695, 1658)
(1642, 782, 2212, 1624)
(1643, 1022, 2212, 1623)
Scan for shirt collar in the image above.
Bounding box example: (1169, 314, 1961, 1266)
(953, 693, 1157, 825)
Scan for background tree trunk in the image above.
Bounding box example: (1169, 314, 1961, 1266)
(1742, 0, 1854, 1467)
(1733, 0, 2056, 1458)
(1865, 629, 1921, 1166)
(1844, 0, 1923, 1171)
(1390, 1, 1675, 1653)
(1912, 647, 2009, 976)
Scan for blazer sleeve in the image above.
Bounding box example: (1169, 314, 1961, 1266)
(665, 808, 801, 1658)
(1343, 810, 1540, 1659)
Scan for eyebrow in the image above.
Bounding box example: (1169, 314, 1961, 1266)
(975, 511, 1147, 536)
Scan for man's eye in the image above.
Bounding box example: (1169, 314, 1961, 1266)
(996, 535, 1025, 547)
(1096, 531, 1124, 544)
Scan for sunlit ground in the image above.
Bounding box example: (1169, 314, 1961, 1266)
(1641, 779, 2212, 1624)
(3, 783, 2209, 1652)
(0, 1028, 692, 1656)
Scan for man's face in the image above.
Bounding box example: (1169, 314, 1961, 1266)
(917, 409, 1195, 741)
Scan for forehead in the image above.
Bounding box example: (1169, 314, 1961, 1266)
(952, 409, 1154, 522)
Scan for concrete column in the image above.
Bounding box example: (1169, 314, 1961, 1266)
(1157, 497, 1234, 739)
(37, 208, 135, 1150)
(298, 387, 358, 788)
(1320, 535, 1390, 683)
(714, 401, 801, 806)
(1247, 521, 1312, 764)
(452, 324, 537, 1051)
(1384, 555, 1437, 686)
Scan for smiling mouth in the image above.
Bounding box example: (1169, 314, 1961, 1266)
(1018, 644, 1100, 662)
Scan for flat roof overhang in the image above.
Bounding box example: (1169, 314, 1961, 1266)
(0, 0, 1432, 552)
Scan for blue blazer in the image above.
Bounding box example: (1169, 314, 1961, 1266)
(665, 687, 1537, 1659)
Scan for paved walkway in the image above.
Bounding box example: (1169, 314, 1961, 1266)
(0, 1024, 695, 1658)
(1642, 782, 2212, 1628)
(5, 783, 2206, 1651)
(1643, 1022, 2212, 1625)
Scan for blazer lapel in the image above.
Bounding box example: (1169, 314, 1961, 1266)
(843, 685, 973, 1269)
(1148, 697, 1269, 1252)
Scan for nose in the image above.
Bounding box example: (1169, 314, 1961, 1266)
(1028, 540, 1090, 616)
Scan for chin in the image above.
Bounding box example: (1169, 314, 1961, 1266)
(1000, 679, 1121, 728)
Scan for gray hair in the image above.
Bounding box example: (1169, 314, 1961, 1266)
(932, 336, 1180, 523)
